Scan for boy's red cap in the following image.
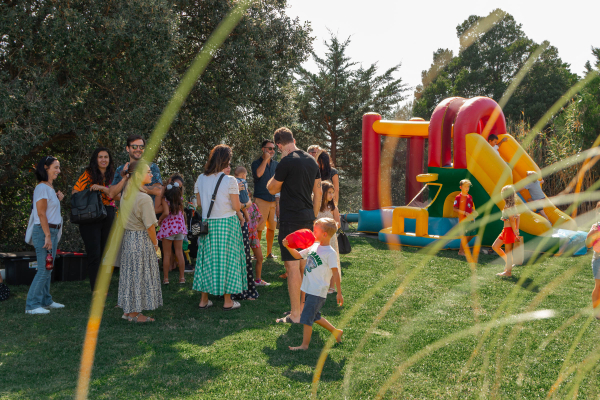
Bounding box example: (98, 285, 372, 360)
(285, 229, 316, 250)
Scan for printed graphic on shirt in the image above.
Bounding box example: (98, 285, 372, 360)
(304, 251, 323, 275)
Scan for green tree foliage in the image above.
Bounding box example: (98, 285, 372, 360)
(0, 0, 312, 251)
(578, 47, 600, 147)
(0, 0, 179, 251)
(295, 34, 407, 178)
(0, 0, 178, 183)
(413, 9, 577, 124)
(160, 0, 312, 182)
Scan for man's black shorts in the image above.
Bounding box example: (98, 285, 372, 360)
(278, 220, 315, 261)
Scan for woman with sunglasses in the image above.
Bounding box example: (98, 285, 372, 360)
(72, 147, 116, 292)
(25, 156, 65, 314)
(156, 174, 187, 284)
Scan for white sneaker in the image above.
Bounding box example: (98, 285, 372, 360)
(44, 302, 65, 309)
(26, 307, 50, 315)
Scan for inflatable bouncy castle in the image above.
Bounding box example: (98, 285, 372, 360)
(353, 96, 587, 255)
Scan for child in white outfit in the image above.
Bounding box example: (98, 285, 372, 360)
(281, 218, 344, 350)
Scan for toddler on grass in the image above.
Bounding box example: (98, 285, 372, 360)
(281, 217, 344, 350)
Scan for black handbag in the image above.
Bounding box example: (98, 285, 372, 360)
(196, 174, 226, 236)
(70, 188, 107, 224)
(337, 229, 351, 254)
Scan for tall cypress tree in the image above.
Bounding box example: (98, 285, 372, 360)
(295, 34, 407, 178)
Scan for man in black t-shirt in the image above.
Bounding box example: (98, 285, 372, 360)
(267, 127, 322, 324)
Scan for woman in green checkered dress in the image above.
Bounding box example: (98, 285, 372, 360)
(193, 145, 247, 310)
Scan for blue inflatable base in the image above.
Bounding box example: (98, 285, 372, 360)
(378, 230, 474, 250)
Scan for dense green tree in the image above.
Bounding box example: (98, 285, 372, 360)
(578, 47, 600, 148)
(0, 0, 179, 251)
(295, 34, 407, 178)
(0, 0, 312, 251)
(0, 0, 178, 185)
(413, 9, 577, 124)
(160, 0, 312, 183)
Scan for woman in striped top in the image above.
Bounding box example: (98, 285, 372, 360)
(72, 147, 116, 292)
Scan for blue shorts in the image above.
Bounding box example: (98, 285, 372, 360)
(300, 293, 326, 326)
(593, 257, 600, 280)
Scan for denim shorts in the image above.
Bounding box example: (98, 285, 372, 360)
(299, 293, 326, 326)
(592, 257, 600, 280)
(163, 233, 184, 241)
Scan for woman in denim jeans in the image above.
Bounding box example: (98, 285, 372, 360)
(25, 156, 65, 315)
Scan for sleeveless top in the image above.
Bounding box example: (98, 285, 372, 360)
(157, 199, 187, 239)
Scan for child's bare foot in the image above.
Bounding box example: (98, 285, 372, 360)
(333, 329, 344, 343)
(289, 344, 309, 351)
(496, 270, 512, 277)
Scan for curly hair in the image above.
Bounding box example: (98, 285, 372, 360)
(86, 147, 115, 185)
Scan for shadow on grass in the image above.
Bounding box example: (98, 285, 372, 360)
(263, 324, 346, 383)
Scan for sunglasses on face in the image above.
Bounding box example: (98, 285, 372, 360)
(263, 146, 275, 151)
(130, 145, 145, 150)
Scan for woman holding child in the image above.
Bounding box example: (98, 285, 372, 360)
(193, 145, 247, 310)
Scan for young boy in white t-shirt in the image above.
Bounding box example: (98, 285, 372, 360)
(282, 217, 344, 350)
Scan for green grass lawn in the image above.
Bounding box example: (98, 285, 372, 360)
(1, 234, 599, 399)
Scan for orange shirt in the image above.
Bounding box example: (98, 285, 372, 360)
(74, 171, 115, 207)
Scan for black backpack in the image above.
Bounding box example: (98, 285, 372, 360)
(70, 189, 107, 224)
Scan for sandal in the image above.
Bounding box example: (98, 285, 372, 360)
(276, 315, 299, 324)
(121, 314, 129, 320)
(128, 313, 155, 323)
(223, 301, 241, 311)
(163, 279, 169, 285)
(198, 300, 213, 310)
(179, 278, 186, 284)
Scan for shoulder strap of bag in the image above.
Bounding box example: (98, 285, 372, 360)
(205, 173, 226, 219)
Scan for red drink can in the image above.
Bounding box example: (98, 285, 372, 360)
(45, 253, 54, 270)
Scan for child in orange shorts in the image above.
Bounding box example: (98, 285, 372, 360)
(493, 185, 521, 276)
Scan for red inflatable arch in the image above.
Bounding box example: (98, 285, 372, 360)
(452, 97, 507, 169)
(428, 97, 466, 167)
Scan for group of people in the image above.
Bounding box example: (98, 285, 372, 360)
(21, 124, 600, 342)
(23, 128, 346, 348)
